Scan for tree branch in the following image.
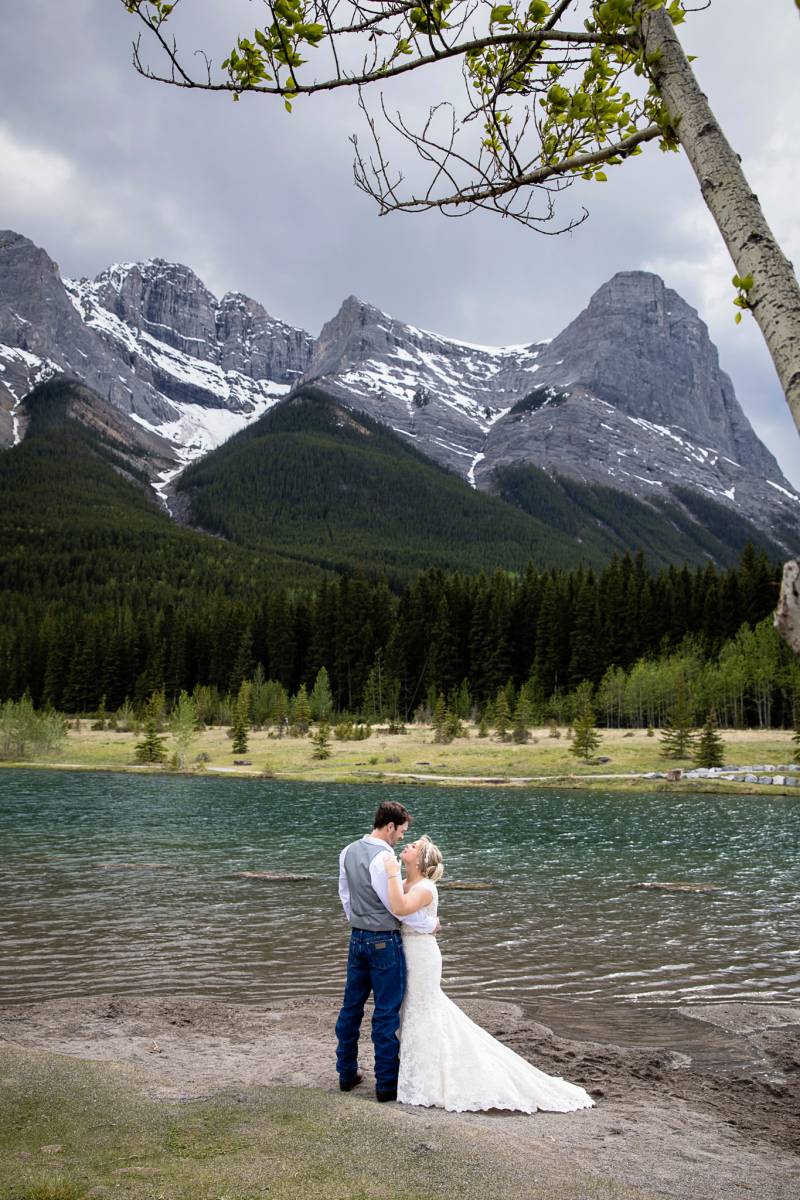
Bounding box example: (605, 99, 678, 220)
(356, 121, 661, 216)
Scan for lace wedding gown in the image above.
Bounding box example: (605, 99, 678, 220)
(397, 881, 595, 1113)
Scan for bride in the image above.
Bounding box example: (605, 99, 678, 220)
(384, 836, 595, 1114)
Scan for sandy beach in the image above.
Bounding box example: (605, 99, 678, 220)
(2, 993, 798, 1200)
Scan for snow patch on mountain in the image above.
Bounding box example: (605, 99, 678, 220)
(0, 342, 62, 444)
(767, 479, 800, 503)
(130, 391, 289, 465)
(63, 275, 295, 473)
(64, 273, 307, 416)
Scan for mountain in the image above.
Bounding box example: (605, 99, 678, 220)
(1, 229, 798, 560)
(300, 276, 799, 549)
(0, 377, 326, 617)
(173, 389, 786, 578)
(0, 230, 312, 482)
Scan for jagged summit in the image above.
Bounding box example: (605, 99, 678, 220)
(525, 270, 776, 475)
(0, 231, 797, 549)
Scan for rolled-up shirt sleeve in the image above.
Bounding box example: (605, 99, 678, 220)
(370, 852, 438, 934)
(338, 846, 351, 921)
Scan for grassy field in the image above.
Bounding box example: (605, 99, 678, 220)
(0, 1046, 652, 1200)
(5, 723, 799, 793)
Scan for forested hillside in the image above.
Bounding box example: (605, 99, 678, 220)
(2, 524, 790, 725)
(0, 382, 794, 726)
(174, 392, 784, 578)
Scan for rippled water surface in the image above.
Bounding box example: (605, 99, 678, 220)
(1, 770, 798, 1043)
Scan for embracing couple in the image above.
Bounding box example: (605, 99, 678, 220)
(335, 800, 595, 1113)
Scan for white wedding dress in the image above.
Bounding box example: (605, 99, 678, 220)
(397, 881, 595, 1113)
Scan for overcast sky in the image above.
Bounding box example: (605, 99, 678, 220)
(2, 0, 799, 486)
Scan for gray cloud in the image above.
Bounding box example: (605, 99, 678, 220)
(1, 0, 798, 486)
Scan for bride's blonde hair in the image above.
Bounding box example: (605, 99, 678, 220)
(416, 835, 444, 883)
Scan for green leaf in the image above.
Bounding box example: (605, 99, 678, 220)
(490, 4, 514, 25)
(594, 171, 608, 182)
(528, 0, 550, 21)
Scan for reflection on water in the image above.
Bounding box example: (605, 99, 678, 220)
(1, 770, 798, 1045)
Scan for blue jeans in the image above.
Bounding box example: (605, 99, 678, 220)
(335, 928, 406, 1091)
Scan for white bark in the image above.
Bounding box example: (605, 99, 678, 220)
(775, 559, 800, 657)
(640, 8, 800, 435)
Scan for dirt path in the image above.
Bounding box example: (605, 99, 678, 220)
(2, 995, 798, 1200)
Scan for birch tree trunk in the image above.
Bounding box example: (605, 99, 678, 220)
(640, 8, 800, 435)
(776, 559, 800, 656)
(640, 10, 800, 660)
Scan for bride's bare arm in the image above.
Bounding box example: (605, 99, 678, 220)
(383, 858, 432, 916)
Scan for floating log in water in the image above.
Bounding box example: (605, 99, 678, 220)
(97, 862, 175, 870)
(636, 882, 721, 893)
(235, 871, 316, 881)
(439, 880, 494, 891)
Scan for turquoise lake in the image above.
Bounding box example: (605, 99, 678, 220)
(1, 769, 798, 1045)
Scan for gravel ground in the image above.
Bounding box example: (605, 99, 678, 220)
(1, 994, 798, 1200)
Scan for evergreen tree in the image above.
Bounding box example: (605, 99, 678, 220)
(660, 679, 696, 759)
(445, 708, 464, 740)
(292, 683, 312, 734)
(568, 578, 602, 687)
(512, 696, 530, 744)
(135, 692, 168, 764)
(249, 664, 271, 727)
(362, 659, 384, 722)
(432, 694, 450, 743)
(267, 682, 290, 729)
(228, 628, 254, 694)
(91, 694, 107, 731)
(452, 678, 472, 720)
(571, 684, 601, 762)
(309, 666, 334, 722)
(311, 723, 332, 759)
(693, 712, 726, 769)
(493, 689, 511, 740)
(231, 681, 251, 754)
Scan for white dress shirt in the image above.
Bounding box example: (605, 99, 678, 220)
(339, 835, 438, 934)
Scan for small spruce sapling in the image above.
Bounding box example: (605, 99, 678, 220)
(135, 692, 168, 764)
(230, 682, 251, 755)
(693, 712, 726, 769)
(311, 723, 332, 759)
(570, 685, 601, 763)
(660, 680, 696, 759)
(493, 690, 511, 740)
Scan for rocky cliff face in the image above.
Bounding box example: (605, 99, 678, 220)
(0, 232, 313, 473)
(82, 259, 312, 387)
(512, 272, 776, 476)
(305, 294, 545, 476)
(0, 230, 159, 451)
(1, 230, 797, 546)
(300, 274, 798, 546)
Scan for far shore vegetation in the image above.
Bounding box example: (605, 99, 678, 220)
(3, 546, 799, 792)
(5, 721, 796, 795)
(2, 666, 798, 794)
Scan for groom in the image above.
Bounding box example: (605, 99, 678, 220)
(335, 800, 438, 1102)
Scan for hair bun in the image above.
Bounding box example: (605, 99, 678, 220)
(418, 835, 444, 882)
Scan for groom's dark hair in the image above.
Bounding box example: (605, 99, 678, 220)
(373, 801, 411, 829)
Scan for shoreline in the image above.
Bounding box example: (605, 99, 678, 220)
(3, 722, 800, 795)
(4, 761, 799, 796)
(2, 993, 798, 1200)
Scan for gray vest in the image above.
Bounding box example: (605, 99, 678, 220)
(343, 838, 400, 931)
